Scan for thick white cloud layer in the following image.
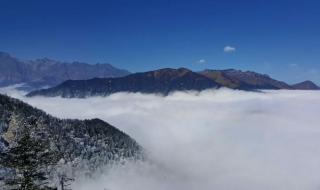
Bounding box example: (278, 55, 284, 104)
(1, 87, 320, 190)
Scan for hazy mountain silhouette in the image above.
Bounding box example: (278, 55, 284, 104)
(0, 52, 130, 89)
(292, 80, 320, 90)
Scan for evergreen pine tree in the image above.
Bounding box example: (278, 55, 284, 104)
(0, 118, 60, 190)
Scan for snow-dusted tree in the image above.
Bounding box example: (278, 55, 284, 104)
(0, 119, 60, 190)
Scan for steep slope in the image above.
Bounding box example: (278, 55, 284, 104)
(0, 52, 130, 88)
(200, 69, 292, 90)
(292, 80, 320, 90)
(0, 94, 142, 174)
(27, 68, 220, 98)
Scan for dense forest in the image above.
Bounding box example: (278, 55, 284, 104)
(0, 94, 143, 189)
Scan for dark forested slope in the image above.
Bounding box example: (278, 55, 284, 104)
(0, 94, 142, 175)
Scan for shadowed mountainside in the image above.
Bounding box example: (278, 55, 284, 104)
(27, 68, 221, 98)
(27, 67, 319, 98)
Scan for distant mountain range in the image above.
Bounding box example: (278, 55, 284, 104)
(1, 51, 318, 97)
(292, 80, 320, 90)
(0, 52, 130, 89)
(28, 68, 220, 97)
(200, 69, 292, 90)
(0, 93, 142, 177)
(27, 68, 320, 98)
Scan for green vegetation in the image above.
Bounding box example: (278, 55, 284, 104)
(0, 119, 60, 190)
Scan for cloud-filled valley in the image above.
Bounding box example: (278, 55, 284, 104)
(1, 87, 320, 190)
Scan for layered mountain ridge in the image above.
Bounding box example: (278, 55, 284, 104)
(27, 68, 320, 98)
(0, 52, 130, 89)
(28, 68, 220, 98)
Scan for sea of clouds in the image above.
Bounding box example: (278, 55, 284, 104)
(1, 86, 320, 190)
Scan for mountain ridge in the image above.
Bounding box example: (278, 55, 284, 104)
(27, 67, 319, 98)
(200, 69, 293, 90)
(0, 51, 130, 89)
(292, 80, 320, 90)
(28, 68, 221, 98)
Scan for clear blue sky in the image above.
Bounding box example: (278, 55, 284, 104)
(0, 0, 320, 84)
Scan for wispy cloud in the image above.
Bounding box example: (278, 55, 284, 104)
(289, 63, 299, 68)
(196, 59, 206, 64)
(224, 46, 236, 53)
